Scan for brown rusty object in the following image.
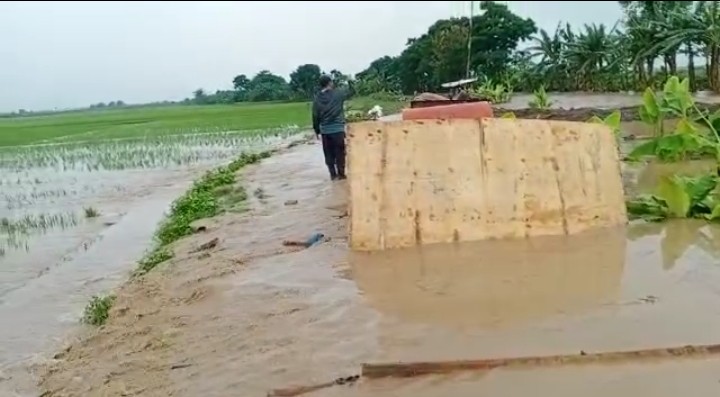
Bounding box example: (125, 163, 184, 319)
(282, 240, 308, 247)
(267, 381, 334, 397)
(267, 375, 359, 397)
(362, 344, 720, 379)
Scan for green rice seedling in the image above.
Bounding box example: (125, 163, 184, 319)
(0, 126, 299, 172)
(84, 206, 100, 218)
(82, 295, 115, 326)
(134, 247, 174, 275)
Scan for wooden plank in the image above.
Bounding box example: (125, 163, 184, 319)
(362, 343, 720, 379)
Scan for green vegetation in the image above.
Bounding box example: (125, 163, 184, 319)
(17, 1, 720, 327)
(627, 174, 720, 221)
(82, 150, 272, 324)
(160, 1, 720, 109)
(0, 95, 397, 147)
(628, 76, 720, 162)
(588, 110, 623, 136)
(216, 185, 250, 212)
(82, 295, 115, 326)
(0, 102, 309, 146)
(83, 207, 100, 218)
(619, 74, 720, 224)
(135, 247, 173, 276)
(472, 80, 513, 104)
(7, 2, 720, 120)
(0, 103, 299, 256)
(0, 127, 297, 171)
(348, 1, 720, 98)
(134, 151, 269, 276)
(154, 151, 269, 246)
(1, 212, 78, 234)
(345, 92, 407, 115)
(0, 212, 79, 256)
(528, 86, 552, 110)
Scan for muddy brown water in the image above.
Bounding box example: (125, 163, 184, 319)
(35, 137, 720, 397)
(7, 93, 720, 396)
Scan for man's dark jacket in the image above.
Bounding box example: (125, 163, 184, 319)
(312, 89, 347, 135)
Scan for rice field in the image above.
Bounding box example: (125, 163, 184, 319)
(0, 102, 312, 146)
(0, 103, 312, 258)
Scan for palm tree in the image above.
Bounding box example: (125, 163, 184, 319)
(528, 22, 587, 90)
(528, 23, 565, 65)
(659, 1, 720, 91)
(620, 1, 666, 84)
(565, 23, 619, 90)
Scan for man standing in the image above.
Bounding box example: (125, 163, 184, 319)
(312, 75, 347, 181)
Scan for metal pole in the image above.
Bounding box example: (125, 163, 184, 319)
(466, 1, 474, 79)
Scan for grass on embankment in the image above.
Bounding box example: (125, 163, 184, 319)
(0, 96, 406, 147)
(81, 150, 270, 326)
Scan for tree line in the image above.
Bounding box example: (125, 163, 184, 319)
(191, 1, 720, 106)
(7, 0, 716, 116)
(188, 66, 351, 105)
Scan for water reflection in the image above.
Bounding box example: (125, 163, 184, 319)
(636, 160, 717, 194)
(628, 219, 720, 270)
(350, 227, 627, 330)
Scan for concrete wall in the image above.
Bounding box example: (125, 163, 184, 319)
(347, 118, 627, 251)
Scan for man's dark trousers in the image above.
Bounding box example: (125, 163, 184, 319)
(321, 132, 346, 179)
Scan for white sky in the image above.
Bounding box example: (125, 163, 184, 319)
(0, 1, 624, 112)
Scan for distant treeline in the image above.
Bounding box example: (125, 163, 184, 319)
(8, 1, 720, 117)
(0, 100, 181, 119)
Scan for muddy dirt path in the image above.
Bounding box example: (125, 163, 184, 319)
(39, 141, 720, 397)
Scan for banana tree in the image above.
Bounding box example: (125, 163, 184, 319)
(659, 1, 720, 92)
(626, 174, 720, 221)
(629, 76, 720, 162)
(565, 23, 620, 90)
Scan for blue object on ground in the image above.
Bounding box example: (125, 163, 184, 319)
(305, 233, 325, 247)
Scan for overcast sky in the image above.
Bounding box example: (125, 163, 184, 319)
(0, 1, 624, 112)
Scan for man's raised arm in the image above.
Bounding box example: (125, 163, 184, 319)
(311, 97, 320, 139)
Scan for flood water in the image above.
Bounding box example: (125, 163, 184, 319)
(7, 93, 720, 396)
(0, 130, 301, 395)
(334, 219, 720, 396)
(228, 143, 720, 397)
(30, 128, 720, 397)
(503, 91, 720, 110)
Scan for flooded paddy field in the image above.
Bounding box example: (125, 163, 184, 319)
(0, 123, 303, 395)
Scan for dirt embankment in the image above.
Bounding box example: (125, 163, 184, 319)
(38, 142, 368, 396)
(494, 103, 720, 122)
